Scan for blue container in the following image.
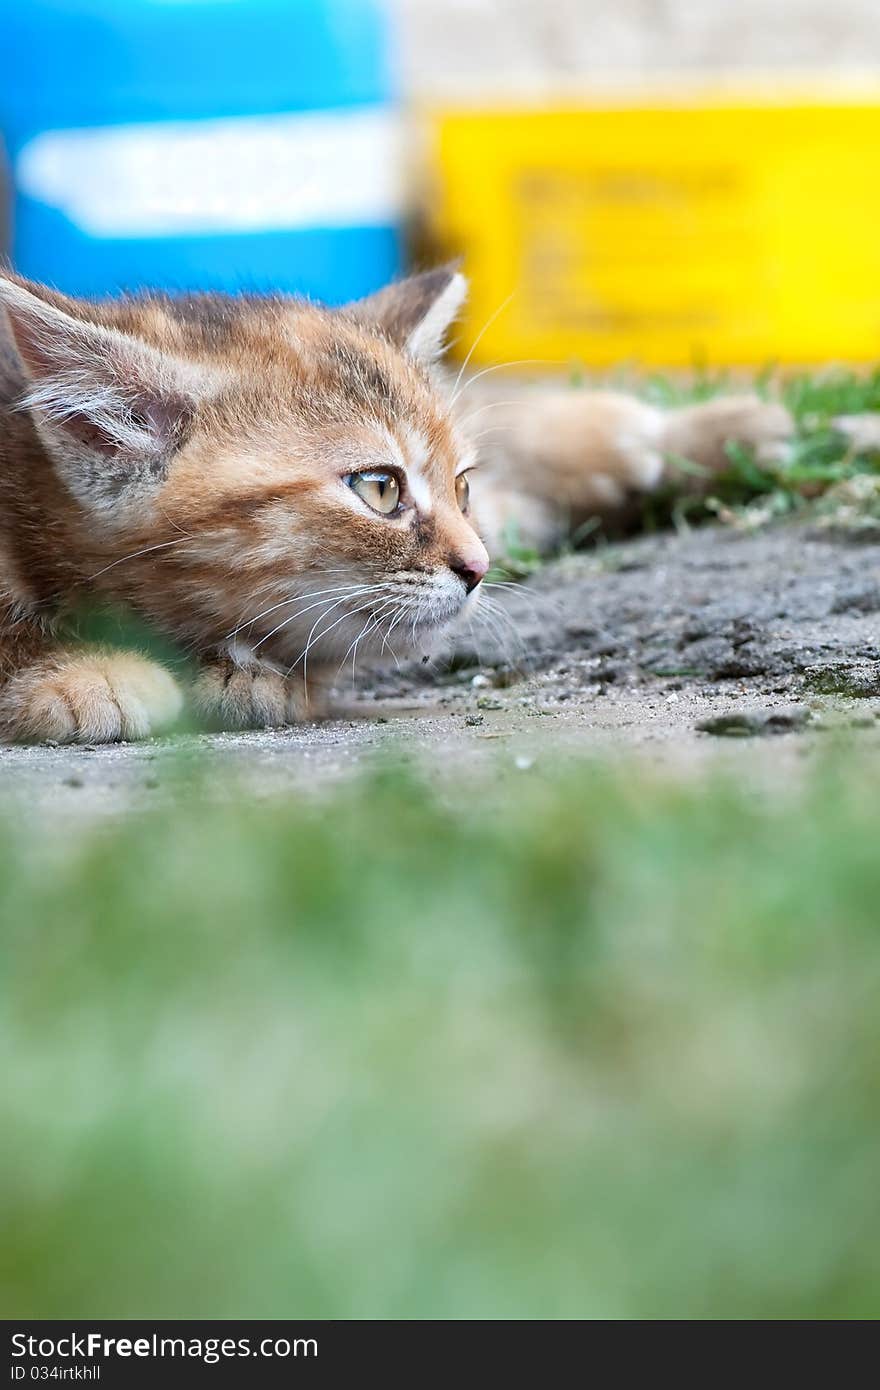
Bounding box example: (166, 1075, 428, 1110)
(0, 0, 402, 302)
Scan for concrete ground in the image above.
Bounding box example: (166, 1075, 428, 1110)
(3, 518, 879, 820)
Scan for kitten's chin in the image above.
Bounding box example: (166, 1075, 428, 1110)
(398, 586, 479, 656)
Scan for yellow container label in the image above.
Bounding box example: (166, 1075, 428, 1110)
(427, 94, 880, 367)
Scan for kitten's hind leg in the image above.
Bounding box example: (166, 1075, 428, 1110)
(470, 389, 795, 555)
(662, 395, 793, 475)
(0, 646, 183, 744)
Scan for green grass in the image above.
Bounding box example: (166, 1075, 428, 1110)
(3, 755, 880, 1319)
(647, 366, 880, 531)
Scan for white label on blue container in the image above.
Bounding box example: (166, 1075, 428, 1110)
(15, 107, 403, 237)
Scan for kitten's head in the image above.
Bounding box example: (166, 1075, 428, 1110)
(0, 267, 489, 670)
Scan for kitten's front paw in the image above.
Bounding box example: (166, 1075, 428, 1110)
(0, 652, 183, 744)
(192, 655, 320, 730)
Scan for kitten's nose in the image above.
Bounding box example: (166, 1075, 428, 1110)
(450, 550, 489, 593)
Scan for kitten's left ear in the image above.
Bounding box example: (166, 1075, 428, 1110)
(345, 265, 467, 365)
(0, 275, 216, 522)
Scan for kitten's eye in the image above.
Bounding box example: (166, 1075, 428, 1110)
(455, 473, 470, 515)
(347, 470, 401, 516)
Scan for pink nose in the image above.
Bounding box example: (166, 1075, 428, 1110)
(450, 550, 489, 593)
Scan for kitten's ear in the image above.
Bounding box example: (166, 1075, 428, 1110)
(0, 275, 213, 521)
(346, 265, 467, 364)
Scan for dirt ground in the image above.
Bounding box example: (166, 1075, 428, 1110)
(2, 517, 879, 819)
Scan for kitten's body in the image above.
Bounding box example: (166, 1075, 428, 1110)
(0, 268, 793, 743)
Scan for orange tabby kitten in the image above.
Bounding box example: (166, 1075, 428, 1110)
(0, 267, 792, 743)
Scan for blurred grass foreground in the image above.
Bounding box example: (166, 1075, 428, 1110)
(2, 757, 880, 1319)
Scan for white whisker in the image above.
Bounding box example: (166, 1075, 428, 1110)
(289, 588, 394, 687)
(382, 599, 412, 649)
(467, 425, 518, 446)
(479, 594, 528, 649)
(303, 592, 387, 692)
(251, 584, 387, 653)
(457, 400, 528, 438)
(484, 580, 563, 619)
(449, 292, 516, 406)
(228, 582, 377, 642)
(377, 605, 404, 669)
(339, 598, 398, 687)
(452, 358, 562, 408)
(85, 535, 191, 584)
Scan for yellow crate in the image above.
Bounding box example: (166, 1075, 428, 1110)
(426, 90, 880, 368)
